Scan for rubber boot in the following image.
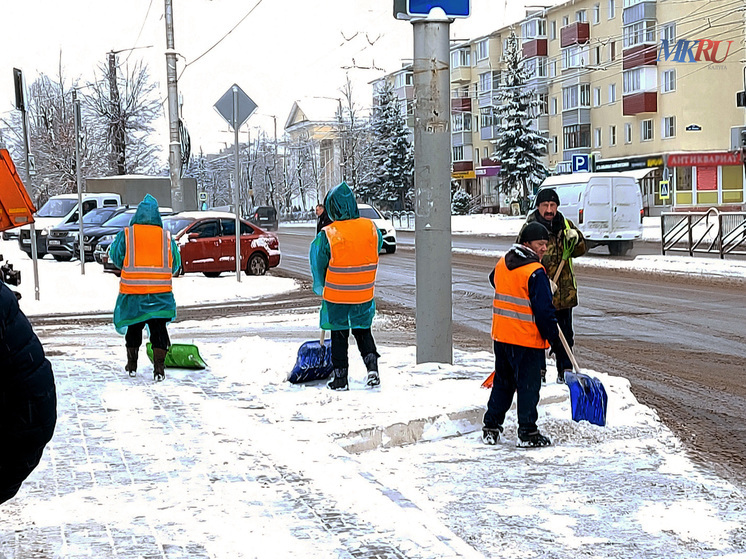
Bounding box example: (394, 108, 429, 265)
(327, 368, 348, 391)
(153, 348, 167, 382)
(125, 347, 138, 377)
(363, 353, 380, 387)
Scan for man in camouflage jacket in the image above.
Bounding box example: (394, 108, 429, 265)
(522, 187, 586, 383)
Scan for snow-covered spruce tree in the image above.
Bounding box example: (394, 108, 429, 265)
(362, 81, 413, 210)
(494, 31, 548, 213)
(451, 188, 472, 215)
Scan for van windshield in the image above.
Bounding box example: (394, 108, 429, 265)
(36, 199, 77, 218)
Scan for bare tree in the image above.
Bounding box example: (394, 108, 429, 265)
(335, 77, 373, 193)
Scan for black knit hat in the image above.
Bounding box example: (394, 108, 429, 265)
(519, 222, 550, 244)
(535, 188, 560, 206)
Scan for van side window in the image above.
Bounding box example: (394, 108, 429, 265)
(82, 200, 96, 214)
(104, 199, 119, 206)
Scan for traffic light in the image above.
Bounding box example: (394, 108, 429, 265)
(737, 91, 746, 108)
(740, 128, 746, 147)
(13, 68, 25, 111)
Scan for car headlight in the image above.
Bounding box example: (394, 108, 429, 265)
(41, 227, 50, 236)
(100, 234, 115, 242)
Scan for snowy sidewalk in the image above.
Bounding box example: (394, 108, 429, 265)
(2, 309, 746, 558)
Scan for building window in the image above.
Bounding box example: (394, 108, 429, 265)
(475, 148, 480, 162)
(562, 15, 569, 26)
(562, 45, 589, 69)
(594, 46, 602, 65)
(662, 69, 676, 93)
(550, 20, 557, 40)
(563, 86, 578, 110)
(594, 127, 602, 147)
(476, 39, 489, 61)
(623, 20, 656, 48)
(452, 112, 472, 132)
(394, 73, 413, 88)
(593, 3, 600, 24)
(576, 10, 587, 22)
(537, 58, 547, 77)
(593, 87, 602, 107)
(609, 82, 617, 103)
(641, 119, 653, 141)
(623, 68, 642, 94)
(610, 41, 616, 61)
(451, 48, 471, 68)
(552, 135, 558, 153)
(452, 145, 464, 161)
(551, 96, 558, 114)
(538, 92, 549, 115)
(624, 122, 632, 143)
(549, 60, 557, 77)
(609, 125, 617, 146)
(662, 116, 675, 138)
(608, 0, 616, 19)
(479, 72, 492, 93)
(580, 83, 591, 107)
(660, 22, 676, 44)
(563, 124, 591, 149)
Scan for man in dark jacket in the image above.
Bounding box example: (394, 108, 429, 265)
(483, 222, 558, 448)
(315, 203, 332, 234)
(523, 188, 586, 384)
(0, 281, 57, 503)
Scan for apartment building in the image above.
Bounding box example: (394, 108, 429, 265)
(373, 0, 745, 215)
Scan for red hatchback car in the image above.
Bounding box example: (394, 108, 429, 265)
(164, 211, 280, 277)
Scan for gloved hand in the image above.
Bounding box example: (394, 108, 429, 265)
(565, 228, 579, 246)
(549, 278, 558, 294)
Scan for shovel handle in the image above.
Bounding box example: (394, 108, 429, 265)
(319, 330, 326, 344)
(556, 328, 582, 374)
(552, 259, 566, 284)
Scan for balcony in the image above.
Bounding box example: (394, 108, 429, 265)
(480, 124, 499, 141)
(623, 91, 657, 115)
(451, 66, 472, 84)
(481, 157, 499, 167)
(623, 44, 658, 69)
(451, 97, 472, 113)
(453, 161, 474, 173)
(522, 39, 548, 58)
(622, 1, 656, 25)
(560, 22, 590, 48)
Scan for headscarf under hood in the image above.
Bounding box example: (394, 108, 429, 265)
(324, 182, 359, 222)
(130, 194, 163, 227)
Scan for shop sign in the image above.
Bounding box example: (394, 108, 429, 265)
(452, 171, 476, 179)
(667, 152, 742, 167)
(475, 166, 500, 177)
(594, 155, 663, 172)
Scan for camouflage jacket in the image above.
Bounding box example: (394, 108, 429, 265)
(524, 210, 586, 310)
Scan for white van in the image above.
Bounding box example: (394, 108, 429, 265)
(536, 173, 643, 256)
(358, 203, 397, 254)
(18, 193, 121, 259)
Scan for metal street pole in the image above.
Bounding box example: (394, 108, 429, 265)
(233, 86, 242, 282)
(73, 89, 85, 274)
(412, 10, 453, 364)
(164, 0, 183, 211)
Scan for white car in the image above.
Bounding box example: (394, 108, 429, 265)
(358, 203, 397, 254)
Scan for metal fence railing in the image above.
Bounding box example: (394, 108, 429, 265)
(661, 209, 746, 258)
(386, 211, 415, 230)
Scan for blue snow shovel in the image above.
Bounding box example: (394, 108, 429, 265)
(287, 331, 334, 384)
(557, 329, 608, 427)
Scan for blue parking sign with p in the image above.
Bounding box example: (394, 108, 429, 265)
(407, 0, 470, 17)
(572, 154, 590, 173)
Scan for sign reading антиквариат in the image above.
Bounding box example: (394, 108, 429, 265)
(657, 38, 733, 63)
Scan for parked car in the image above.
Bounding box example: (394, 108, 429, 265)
(90, 208, 174, 271)
(167, 212, 280, 276)
(18, 193, 121, 258)
(248, 206, 278, 231)
(47, 206, 129, 261)
(358, 203, 397, 254)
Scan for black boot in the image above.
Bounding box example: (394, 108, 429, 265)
(153, 348, 167, 382)
(363, 353, 380, 387)
(327, 368, 348, 391)
(125, 347, 138, 377)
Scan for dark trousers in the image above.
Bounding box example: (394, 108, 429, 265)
(125, 319, 171, 351)
(330, 328, 377, 369)
(484, 341, 543, 436)
(549, 308, 574, 374)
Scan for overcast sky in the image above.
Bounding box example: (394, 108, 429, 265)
(1, 0, 535, 158)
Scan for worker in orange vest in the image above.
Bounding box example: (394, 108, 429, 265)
(310, 182, 383, 391)
(109, 194, 181, 382)
(482, 222, 558, 448)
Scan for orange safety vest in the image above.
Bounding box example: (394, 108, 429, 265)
(322, 218, 379, 304)
(491, 258, 549, 349)
(119, 224, 173, 295)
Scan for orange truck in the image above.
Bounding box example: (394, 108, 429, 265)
(0, 149, 35, 233)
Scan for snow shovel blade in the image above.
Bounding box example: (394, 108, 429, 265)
(481, 371, 495, 389)
(146, 342, 207, 370)
(564, 371, 608, 427)
(287, 339, 333, 384)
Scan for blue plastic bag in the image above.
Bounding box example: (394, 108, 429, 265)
(287, 339, 333, 383)
(565, 371, 608, 427)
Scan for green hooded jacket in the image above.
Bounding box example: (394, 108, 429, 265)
(110, 194, 181, 334)
(523, 210, 586, 310)
(309, 182, 383, 330)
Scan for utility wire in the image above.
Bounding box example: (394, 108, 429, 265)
(125, 0, 155, 64)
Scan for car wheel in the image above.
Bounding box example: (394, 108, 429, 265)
(608, 241, 631, 257)
(246, 253, 268, 276)
(203, 271, 222, 278)
(52, 254, 73, 262)
(385, 245, 396, 254)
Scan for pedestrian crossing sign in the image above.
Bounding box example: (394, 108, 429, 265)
(659, 180, 670, 200)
